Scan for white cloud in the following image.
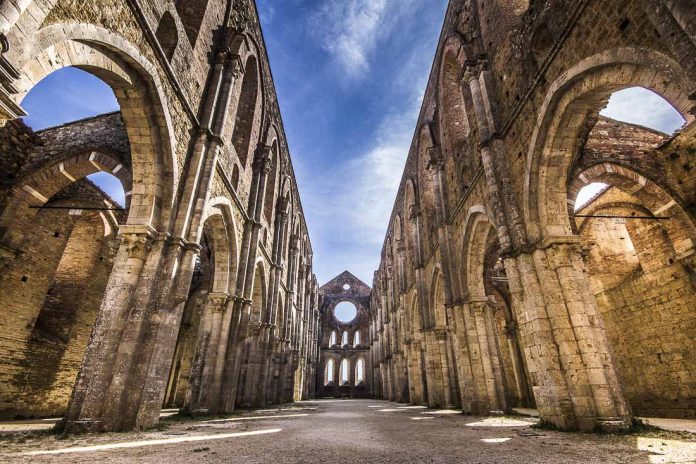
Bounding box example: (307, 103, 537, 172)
(257, 2, 275, 25)
(309, 0, 414, 79)
(297, 0, 445, 284)
(600, 87, 685, 135)
(304, 89, 422, 284)
(574, 182, 608, 211)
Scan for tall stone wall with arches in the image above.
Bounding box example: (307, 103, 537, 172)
(369, 0, 695, 430)
(0, 0, 320, 432)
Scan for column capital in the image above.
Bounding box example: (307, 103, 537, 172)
(426, 146, 445, 171)
(229, 54, 245, 79)
(469, 299, 490, 316)
(119, 227, 156, 260)
(207, 292, 229, 308)
(252, 144, 273, 174)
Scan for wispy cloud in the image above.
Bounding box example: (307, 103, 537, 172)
(308, 0, 415, 80)
(261, 0, 448, 284)
(600, 87, 685, 135)
(257, 3, 275, 25)
(303, 45, 433, 284)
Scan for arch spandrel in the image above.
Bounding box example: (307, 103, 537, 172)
(524, 48, 695, 244)
(11, 24, 180, 231)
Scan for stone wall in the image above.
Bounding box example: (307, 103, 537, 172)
(0, 179, 120, 418)
(0, 0, 321, 431)
(369, 0, 695, 430)
(578, 187, 696, 418)
(317, 272, 372, 399)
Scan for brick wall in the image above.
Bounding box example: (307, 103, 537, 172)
(579, 188, 696, 418)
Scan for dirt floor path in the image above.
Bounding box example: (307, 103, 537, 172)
(1, 399, 694, 463)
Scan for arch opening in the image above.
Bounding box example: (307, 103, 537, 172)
(329, 330, 337, 347)
(0, 66, 133, 419)
(334, 301, 357, 323)
(528, 59, 696, 419)
(355, 358, 365, 385)
(325, 359, 335, 385)
(340, 359, 350, 386)
(232, 56, 260, 168)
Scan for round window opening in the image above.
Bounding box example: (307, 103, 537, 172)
(334, 301, 357, 323)
(342, 283, 351, 290)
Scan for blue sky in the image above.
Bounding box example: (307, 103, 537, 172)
(256, 0, 449, 285)
(19, 1, 684, 286)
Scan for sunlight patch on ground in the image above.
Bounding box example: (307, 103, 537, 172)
(379, 409, 405, 412)
(466, 418, 532, 427)
(639, 417, 696, 434)
(19, 428, 282, 456)
(202, 414, 308, 423)
(423, 410, 461, 415)
(636, 437, 696, 463)
(481, 438, 512, 443)
(255, 407, 316, 413)
(398, 406, 428, 409)
(411, 417, 435, 421)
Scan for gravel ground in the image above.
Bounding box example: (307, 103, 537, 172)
(1, 399, 694, 463)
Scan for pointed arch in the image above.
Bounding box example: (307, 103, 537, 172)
(329, 330, 337, 347)
(250, 262, 267, 322)
(232, 54, 262, 168)
(417, 124, 438, 255)
(156, 11, 179, 61)
(174, 0, 211, 47)
(325, 358, 335, 385)
(355, 358, 366, 384)
(340, 359, 350, 385)
(263, 136, 280, 224)
(524, 47, 695, 243)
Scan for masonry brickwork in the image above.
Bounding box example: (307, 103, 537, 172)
(369, 0, 695, 431)
(316, 271, 372, 399)
(0, 0, 694, 436)
(0, 0, 320, 432)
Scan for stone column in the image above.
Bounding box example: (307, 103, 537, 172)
(504, 319, 534, 408)
(469, 300, 506, 412)
(505, 238, 632, 431)
(184, 292, 229, 415)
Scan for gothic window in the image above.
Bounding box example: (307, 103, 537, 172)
(329, 330, 337, 347)
(355, 358, 365, 384)
(341, 330, 348, 347)
(340, 359, 350, 385)
(325, 359, 335, 385)
(353, 331, 361, 347)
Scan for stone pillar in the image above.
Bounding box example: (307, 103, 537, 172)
(62, 227, 201, 432)
(505, 239, 632, 431)
(184, 292, 229, 415)
(504, 319, 534, 408)
(464, 65, 513, 253)
(469, 300, 506, 412)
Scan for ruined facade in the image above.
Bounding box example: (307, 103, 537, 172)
(0, 0, 320, 432)
(316, 272, 372, 399)
(370, 0, 695, 431)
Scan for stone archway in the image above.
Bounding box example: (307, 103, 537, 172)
(517, 47, 695, 430)
(569, 162, 696, 418)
